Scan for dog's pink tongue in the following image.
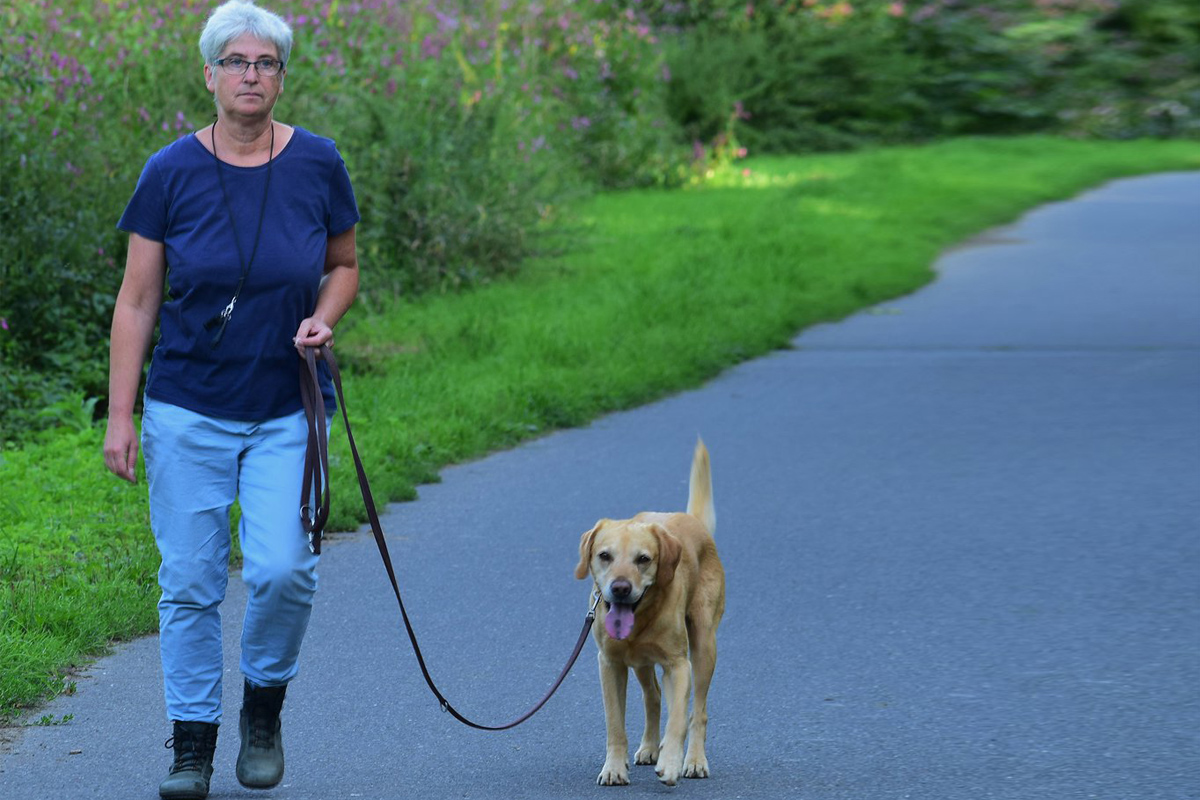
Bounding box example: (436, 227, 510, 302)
(605, 603, 636, 640)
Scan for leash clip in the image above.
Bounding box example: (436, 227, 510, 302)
(587, 590, 602, 623)
(301, 503, 326, 554)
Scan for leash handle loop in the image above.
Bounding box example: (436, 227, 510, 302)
(301, 344, 595, 731)
(298, 347, 330, 553)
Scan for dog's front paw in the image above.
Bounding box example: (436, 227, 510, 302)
(634, 742, 659, 766)
(655, 749, 683, 786)
(683, 755, 710, 779)
(597, 759, 630, 787)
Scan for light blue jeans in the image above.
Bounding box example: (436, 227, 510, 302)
(141, 397, 321, 724)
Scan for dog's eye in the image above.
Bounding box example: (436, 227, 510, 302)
(597, 551, 612, 563)
(636, 554, 652, 565)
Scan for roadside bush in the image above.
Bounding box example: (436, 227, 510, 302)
(652, 0, 1200, 156)
(902, 0, 1200, 140)
(294, 0, 684, 298)
(0, 141, 123, 443)
(1063, 0, 1200, 138)
(660, 2, 931, 153)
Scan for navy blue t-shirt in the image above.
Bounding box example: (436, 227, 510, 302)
(118, 126, 359, 420)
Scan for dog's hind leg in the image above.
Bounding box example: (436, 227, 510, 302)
(633, 665, 661, 766)
(683, 626, 718, 778)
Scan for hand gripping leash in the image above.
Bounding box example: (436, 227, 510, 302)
(299, 344, 597, 730)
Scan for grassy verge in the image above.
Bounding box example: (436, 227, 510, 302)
(3, 136, 1198, 721)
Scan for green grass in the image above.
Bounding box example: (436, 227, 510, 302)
(3, 136, 1198, 720)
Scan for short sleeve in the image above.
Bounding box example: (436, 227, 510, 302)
(117, 155, 168, 241)
(327, 152, 360, 236)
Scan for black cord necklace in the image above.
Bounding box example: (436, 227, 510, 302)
(204, 120, 275, 348)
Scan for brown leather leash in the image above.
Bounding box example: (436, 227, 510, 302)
(298, 344, 598, 730)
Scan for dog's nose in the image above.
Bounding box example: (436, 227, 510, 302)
(611, 580, 632, 600)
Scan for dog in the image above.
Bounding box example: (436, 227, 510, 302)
(574, 439, 725, 786)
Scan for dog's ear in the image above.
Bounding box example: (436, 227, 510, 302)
(649, 524, 683, 586)
(575, 520, 605, 580)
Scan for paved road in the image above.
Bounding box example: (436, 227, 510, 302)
(2, 172, 1198, 800)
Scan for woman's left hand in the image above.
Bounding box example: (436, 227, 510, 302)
(294, 316, 333, 356)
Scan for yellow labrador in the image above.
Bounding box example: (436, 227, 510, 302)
(575, 439, 725, 786)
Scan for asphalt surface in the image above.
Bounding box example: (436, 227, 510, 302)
(2, 171, 1198, 800)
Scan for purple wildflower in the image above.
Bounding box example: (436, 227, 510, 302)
(421, 34, 448, 60)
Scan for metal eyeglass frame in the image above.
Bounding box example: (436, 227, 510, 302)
(213, 57, 284, 77)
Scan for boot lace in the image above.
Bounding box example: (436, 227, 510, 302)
(164, 726, 216, 774)
(246, 705, 278, 749)
(242, 683, 285, 749)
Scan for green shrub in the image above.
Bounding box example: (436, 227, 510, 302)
(0, 143, 122, 444)
(663, 8, 930, 153)
(899, 0, 1200, 139)
(652, 0, 1200, 156)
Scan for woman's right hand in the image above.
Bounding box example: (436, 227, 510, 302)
(103, 233, 166, 485)
(103, 414, 139, 484)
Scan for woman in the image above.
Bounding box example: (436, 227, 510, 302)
(102, 2, 359, 798)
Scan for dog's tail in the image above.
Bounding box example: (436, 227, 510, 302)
(687, 438, 716, 536)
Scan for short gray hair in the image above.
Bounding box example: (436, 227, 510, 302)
(199, 1, 293, 66)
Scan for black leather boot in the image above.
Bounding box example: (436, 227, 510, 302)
(236, 680, 287, 788)
(159, 720, 219, 800)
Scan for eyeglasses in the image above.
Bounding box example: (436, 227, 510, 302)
(213, 57, 284, 77)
